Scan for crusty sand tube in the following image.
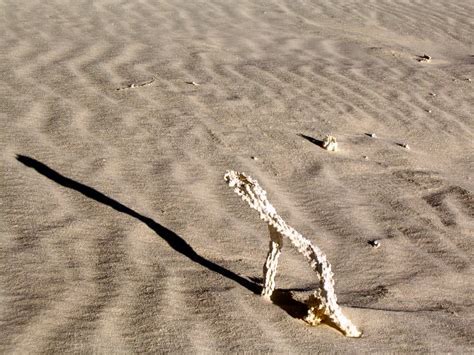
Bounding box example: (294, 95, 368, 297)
(224, 171, 361, 337)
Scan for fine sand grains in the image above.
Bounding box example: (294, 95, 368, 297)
(1, 0, 473, 353)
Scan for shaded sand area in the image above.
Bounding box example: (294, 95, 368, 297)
(1, 0, 473, 352)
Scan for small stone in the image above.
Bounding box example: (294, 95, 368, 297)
(418, 54, 431, 62)
(369, 240, 381, 248)
(322, 135, 338, 151)
(429, 92, 436, 97)
(186, 81, 200, 86)
(426, 109, 432, 113)
(466, 78, 472, 82)
(367, 133, 377, 138)
(401, 143, 410, 149)
(363, 156, 369, 160)
(251, 156, 258, 161)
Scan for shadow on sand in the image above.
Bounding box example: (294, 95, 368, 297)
(16, 155, 311, 324)
(298, 133, 325, 149)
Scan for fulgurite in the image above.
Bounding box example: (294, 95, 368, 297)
(224, 170, 362, 337)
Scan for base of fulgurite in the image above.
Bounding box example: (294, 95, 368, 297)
(224, 170, 361, 338)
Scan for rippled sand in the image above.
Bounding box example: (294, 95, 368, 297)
(1, 0, 473, 352)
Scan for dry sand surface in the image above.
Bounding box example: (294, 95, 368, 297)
(1, 0, 473, 353)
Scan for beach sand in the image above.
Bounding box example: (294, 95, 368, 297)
(1, 0, 473, 352)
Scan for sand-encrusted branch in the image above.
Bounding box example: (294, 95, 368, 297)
(224, 170, 361, 337)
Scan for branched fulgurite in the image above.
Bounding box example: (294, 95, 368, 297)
(224, 170, 361, 337)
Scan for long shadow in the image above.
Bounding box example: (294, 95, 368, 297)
(16, 155, 320, 326)
(16, 155, 260, 294)
(298, 133, 325, 149)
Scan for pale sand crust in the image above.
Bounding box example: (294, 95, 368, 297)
(1, 0, 473, 352)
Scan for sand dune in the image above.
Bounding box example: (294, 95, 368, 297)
(1, 0, 473, 352)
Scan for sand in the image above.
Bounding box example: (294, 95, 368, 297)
(1, 0, 473, 352)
